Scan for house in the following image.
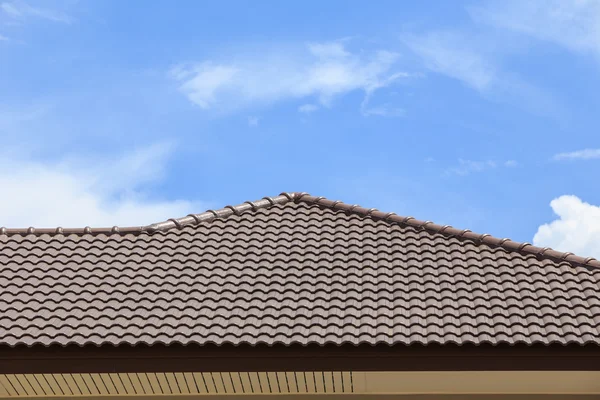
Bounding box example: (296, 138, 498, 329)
(0, 192, 599, 399)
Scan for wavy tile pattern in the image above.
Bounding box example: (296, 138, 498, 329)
(1, 201, 599, 347)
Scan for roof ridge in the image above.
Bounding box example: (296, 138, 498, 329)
(144, 193, 295, 232)
(0, 193, 297, 237)
(0, 225, 145, 236)
(1, 191, 598, 269)
(293, 193, 600, 269)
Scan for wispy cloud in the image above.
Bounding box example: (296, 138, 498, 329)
(0, 143, 201, 227)
(0, 1, 72, 24)
(553, 148, 600, 161)
(469, 0, 600, 57)
(402, 31, 496, 91)
(298, 103, 318, 113)
(0, 2, 20, 17)
(170, 41, 409, 115)
(361, 104, 405, 117)
(533, 195, 600, 258)
(444, 158, 517, 176)
(401, 11, 563, 117)
(0, 34, 8, 41)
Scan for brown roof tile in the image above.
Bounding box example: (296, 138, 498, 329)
(0, 192, 599, 347)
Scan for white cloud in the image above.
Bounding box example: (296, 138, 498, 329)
(444, 158, 517, 176)
(0, 34, 8, 41)
(533, 195, 600, 258)
(402, 31, 496, 91)
(247, 116, 259, 126)
(0, 1, 71, 23)
(298, 103, 319, 113)
(0, 144, 200, 228)
(553, 148, 600, 161)
(470, 0, 600, 56)
(170, 63, 239, 110)
(170, 41, 408, 114)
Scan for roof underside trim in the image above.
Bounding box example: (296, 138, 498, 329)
(3, 370, 600, 397)
(1, 344, 600, 374)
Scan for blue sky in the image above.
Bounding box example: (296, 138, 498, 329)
(1, 0, 599, 257)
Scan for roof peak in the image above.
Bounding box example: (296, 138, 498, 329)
(1, 191, 598, 269)
(148, 191, 600, 269)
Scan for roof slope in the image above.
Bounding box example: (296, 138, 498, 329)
(0, 192, 599, 347)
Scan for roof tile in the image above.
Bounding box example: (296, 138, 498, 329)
(1, 193, 600, 347)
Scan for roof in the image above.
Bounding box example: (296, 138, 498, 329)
(0, 192, 599, 349)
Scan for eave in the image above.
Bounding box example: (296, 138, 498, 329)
(2, 344, 600, 397)
(2, 344, 600, 374)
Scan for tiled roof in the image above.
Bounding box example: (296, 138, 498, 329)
(0, 192, 599, 347)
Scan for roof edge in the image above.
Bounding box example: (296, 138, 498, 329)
(0, 225, 146, 236)
(293, 193, 600, 269)
(2, 344, 600, 374)
(148, 191, 600, 268)
(0, 193, 297, 237)
(1, 191, 598, 269)
(144, 192, 296, 232)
